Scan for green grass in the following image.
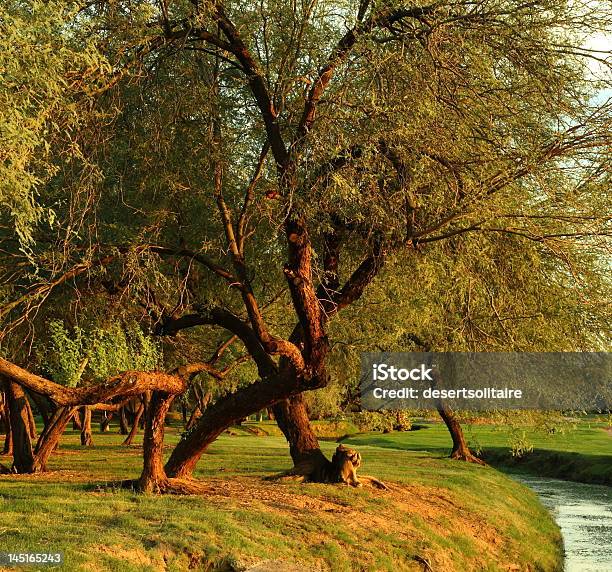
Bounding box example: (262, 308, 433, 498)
(0, 424, 563, 572)
(343, 418, 612, 485)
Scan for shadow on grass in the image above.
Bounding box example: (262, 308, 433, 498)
(482, 447, 612, 486)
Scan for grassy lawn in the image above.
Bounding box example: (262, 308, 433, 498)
(0, 424, 563, 572)
(343, 418, 612, 485)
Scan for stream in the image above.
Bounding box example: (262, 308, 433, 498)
(511, 474, 612, 572)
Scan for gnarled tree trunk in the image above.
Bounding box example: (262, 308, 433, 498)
(2, 413, 12, 456)
(24, 394, 37, 440)
(273, 394, 328, 477)
(138, 391, 174, 492)
(185, 404, 201, 431)
(71, 409, 82, 430)
(165, 369, 307, 478)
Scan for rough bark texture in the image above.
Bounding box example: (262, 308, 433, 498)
(2, 414, 11, 456)
(0, 359, 184, 406)
(185, 404, 201, 431)
(138, 391, 173, 492)
(28, 391, 51, 428)
(0, 359, 187, 480)
(25, 395, 37, 440)
(272, 394, 328, 475)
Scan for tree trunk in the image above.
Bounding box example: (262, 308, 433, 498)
(32, 406, 75, 472)
(25, 395, 37, 440)
(185, 404, 201, 431)
(2, 390, 12, 456)
(71, 409, 82, 431)
(119, 406, 129, 434)
(272, 394, 329, 475)
(437, 402, 485, 464)
(6, 381, 36, 473)
(181, 403, 188, 425)
(139, 392, 150, 429)
(137, 391, 173, 493)
(123, 403, 144, 445)
(80, 406, 93, 446)
(164, 356, 332, 479)
(100, 412, 113, 432)
(28, 391, 52, 428)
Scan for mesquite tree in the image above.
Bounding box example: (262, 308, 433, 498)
(1, 0, 610, 484)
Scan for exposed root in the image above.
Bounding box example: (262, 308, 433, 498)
(450, 449, 487, 465)
(94, 477, 209, 495)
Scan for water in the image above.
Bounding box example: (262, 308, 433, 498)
(512, 475, 612, 572)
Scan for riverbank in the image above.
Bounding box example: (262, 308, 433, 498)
(0, 428, 562, 571)
(344, 419, 612, 486)
(510, 474, 612, 571)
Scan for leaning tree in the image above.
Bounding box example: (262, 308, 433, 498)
(1, 0, 610, 487)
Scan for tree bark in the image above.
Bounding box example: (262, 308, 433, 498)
(6, 381, 36, 473)
(100, 412, 113, 432)
(437, 402, 485, 464)
(137, 391, 174, 492)
(28, 391, 52, 429)
(2, 413, 12, 456)
(24, 394, 37, 440)
(32, 406, 76, 472)
(71, 409, 82, 430)
(185, 404, 201, 431)
(119, 406, 130, 434)
(272, 394, 328, 474)
(0, 358, 184, 406)
(123, 403, 144, 445)
(2, 391, 12, 456)
(165, 369, 314, 478)
(80, 406, 93, 446)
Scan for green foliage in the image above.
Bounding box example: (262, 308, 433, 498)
(43, 320, 87, 387)
(353, 411, 412, 433)
(0, 0, 109, 248)
(40, 320, 161, 386)
(508, 430, 535, 459)
(304, 382, 345, 420)
(0, 0, 609, 424)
